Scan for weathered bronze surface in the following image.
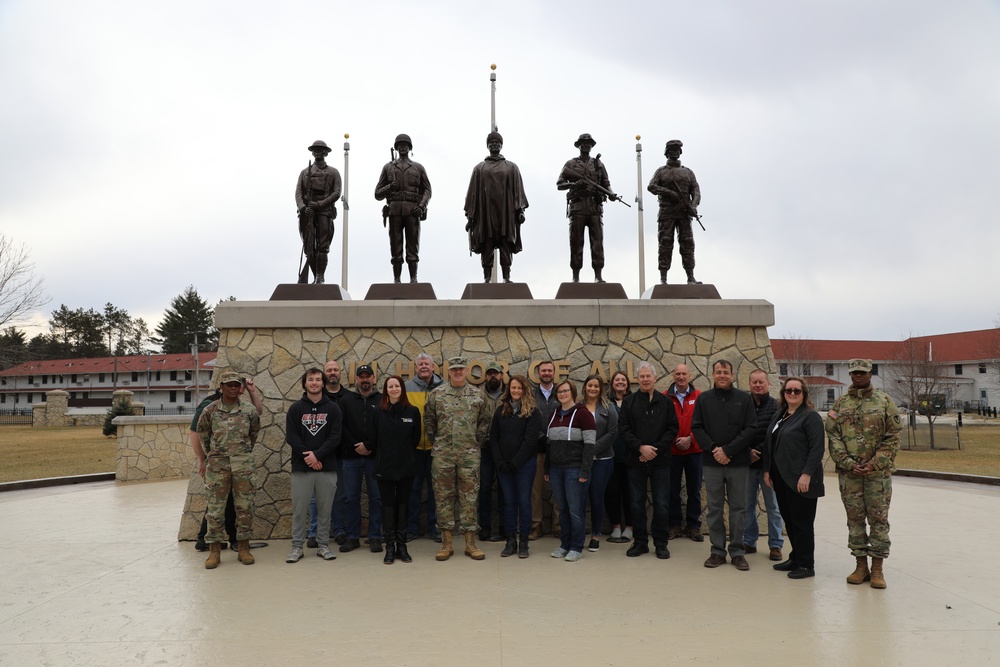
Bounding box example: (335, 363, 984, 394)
(294, 140, 342, 285)
(374, 134, 432, 283)
(647, 139, 702, 285)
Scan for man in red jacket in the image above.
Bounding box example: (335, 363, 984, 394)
(665, 364, 704, 542)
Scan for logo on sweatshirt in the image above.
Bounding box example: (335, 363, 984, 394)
(301, 413, 328, 436)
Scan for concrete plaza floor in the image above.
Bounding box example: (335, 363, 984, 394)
(1, 475, 999, 666)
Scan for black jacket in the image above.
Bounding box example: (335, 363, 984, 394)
(368, 402, 421, 481)
(618, 390, 678, 467)
(762, 407, 826, 499)
(285, 392, 342, 473)
(490, 405, 543, 472)
(532, 384, 560, 454)
(691, 386, 757, 467)
(748, 394, 778, 469)
(339, 389, 382, 460)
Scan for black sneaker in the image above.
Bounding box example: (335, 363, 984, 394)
(369, 538, 383, 553)
(339, 538, 361, 553)
(588, 539, 600, 552)
(333, 534, 348, 546)
(626, 542, 649, 557)
(307, 536, 318, 549)
(195, 538, 208, 552)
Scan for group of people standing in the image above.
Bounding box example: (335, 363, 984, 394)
(193, 355, 900, 589)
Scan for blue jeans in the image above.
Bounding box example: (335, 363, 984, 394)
(407, 450, 437, 535)
(549, 466, 590, 552)
(744, 466, 784, 549)
(342, 457, 382, 540)
(627, 465, 671, 546)
(478, 448, 505, 535)
(588, 458, 614, 536)
(497, 457, 536, 537)
(668, 452, 702, 529)
(309, 458, 346, 539)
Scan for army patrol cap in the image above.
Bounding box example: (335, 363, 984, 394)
(219, 371, 243, 386)
(394, 133, 412, 149)
(485, 361, 503, 374)
(847, 359, 873, 373)
(574, 133, 596, 148)
(356, 364, 375, 376)
(308, 140, 331, 153)
(447, 356, 468, 370)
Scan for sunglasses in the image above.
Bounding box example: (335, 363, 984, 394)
(784, 388, 803, 395)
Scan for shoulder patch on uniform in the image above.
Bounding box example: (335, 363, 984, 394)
(827, 410, 837, 420)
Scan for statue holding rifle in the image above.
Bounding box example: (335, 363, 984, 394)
(295, 140, 342, 284)
(374, 133, 432, 283)
(647, 139, 702, 285)
(556, 133, 627, 283)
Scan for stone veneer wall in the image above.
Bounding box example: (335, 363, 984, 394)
(178, 299, 777, 541)
(34, 389, 143, 427)
(114, 415, 195, 481)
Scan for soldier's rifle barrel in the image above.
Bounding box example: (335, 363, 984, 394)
(564, 167, 631, 208)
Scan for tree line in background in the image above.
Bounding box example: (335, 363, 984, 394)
(0, 286, 220, 370)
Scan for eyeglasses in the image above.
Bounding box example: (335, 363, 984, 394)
(783, 388, 803, 395)
(556, 389, 572, 395)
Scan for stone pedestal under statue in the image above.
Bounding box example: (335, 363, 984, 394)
(177, 297, 776, 540)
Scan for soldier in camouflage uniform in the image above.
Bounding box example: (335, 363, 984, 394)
(647, 139, 701, 285)
(196, 371, 262, 569)
(424, 356, 492, 560)
(826, 358, 901, 589)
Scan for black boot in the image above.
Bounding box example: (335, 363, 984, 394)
(686, 270, 702, 285)
(392, 264, 402, 284)
(502, 266, 512, 284)
(407, 261, 418, 284)
(383, 542, 396, 565)
(314, 255, 327, 284)
(660, 270, 667, 284)
(501, 535, 517, 558)
(594, 268, 605, 283)
(397, 540, 412, 563)
(518, 533, 529, 558)
(572, 269, 580, 283)
(484, 266, 492, 283)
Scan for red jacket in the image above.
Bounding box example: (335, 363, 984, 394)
(665, 384, 701, 455)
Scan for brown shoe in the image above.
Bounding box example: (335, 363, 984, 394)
(435, 530, 454, 561)
(769, 548, 782, 561)
(205, 543, 221, 569)
(870, 557, 887, 589)
(704, 553, 727, 568)
(668, 526, 684, 540)
(687, 527, 704, 542)
(237, 539, 254, 565)
(742, 544, 757, 554)
(464, 531, 486, 560)
(846, 556, 870, 585)
(528, 525, 543, 541)
(731, 555, 750, 571)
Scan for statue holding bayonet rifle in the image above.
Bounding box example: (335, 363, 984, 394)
(647, 139, 703, 285)
(295, 140, 342, 284)
(374, 133, 432, 283)
(556, 133, 628, 283)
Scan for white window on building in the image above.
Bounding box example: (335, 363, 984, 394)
(979, 364, 987, 374)
(955, 364, 963, 376)
(825, 364, 834, 376)
(169, 391, 177, 403)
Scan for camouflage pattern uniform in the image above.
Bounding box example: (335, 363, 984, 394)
(424, 380, 491, 533)
(197, 393, 262, 543)
(826, 385, 901, 558)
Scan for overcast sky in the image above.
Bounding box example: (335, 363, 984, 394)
(2, 0, 998, 343)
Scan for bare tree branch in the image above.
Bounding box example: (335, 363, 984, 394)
(0, 234, 48, 329)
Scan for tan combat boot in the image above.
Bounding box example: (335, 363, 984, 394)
(205, 543, 221, 569)
(846, 556, 870, 585)
(237, 540, 254, 565)
(436, 530, 453, 561)
(464, 531, 486, 560)
(870, 557, 887, 589)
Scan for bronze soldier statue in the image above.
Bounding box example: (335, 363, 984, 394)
(556, 133, 619, 283)
(295, 140, 342, 284)
(374, 134, 432, 283)
(464, 132, 528, 283)
(647, 139, 702, 285)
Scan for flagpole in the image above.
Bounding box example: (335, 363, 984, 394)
(635, 135, 646, 295)
(342, 133, 350, 289)
(490, 63, 498, 284)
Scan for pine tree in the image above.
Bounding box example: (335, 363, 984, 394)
(153, 286, 218, 353)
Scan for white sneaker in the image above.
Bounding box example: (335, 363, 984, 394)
(286, 547, 304, 563)
(551, 547, 568, 558)
(622, 527, 633, 541)
(610, 527, 623, 540)
(564, 550, 583, 562)
(316, 545, 337, 561)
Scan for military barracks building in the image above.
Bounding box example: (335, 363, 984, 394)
(772, 328, 999, 411)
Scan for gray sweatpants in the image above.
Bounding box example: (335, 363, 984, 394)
(292, 471, 338, 548)
(703, 465, 748, 558)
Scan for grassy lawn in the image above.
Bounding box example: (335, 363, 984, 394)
(0, 427, 116, 483)
(1, 423, 998, 483)
(894, 423, 1000, 478)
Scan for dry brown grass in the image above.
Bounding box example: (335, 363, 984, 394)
(0, 426, 116, 483)
(894, 424, 1000, 477)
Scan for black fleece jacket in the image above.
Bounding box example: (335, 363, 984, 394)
(690, 386, 757, 467)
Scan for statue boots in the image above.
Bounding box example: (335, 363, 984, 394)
(572, 269, 580, 283)
(407, 261, 418, 284)
(501, 266, 511, 284)
(237, 539, 254, 565)
(594, 268, 605, 283)
(436, 530, 454, 561)
(483, 267, 492, 283)
(392, 264, 403, 284)
(205, 543, 221, 569)
(314, 255, 327, 285)
(870, 557, 887, 589)
(686, 269, 702, 285)
(464, 531, 486, 560)
(660, 270, 668, 284)
(846, 556, 870, 585)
